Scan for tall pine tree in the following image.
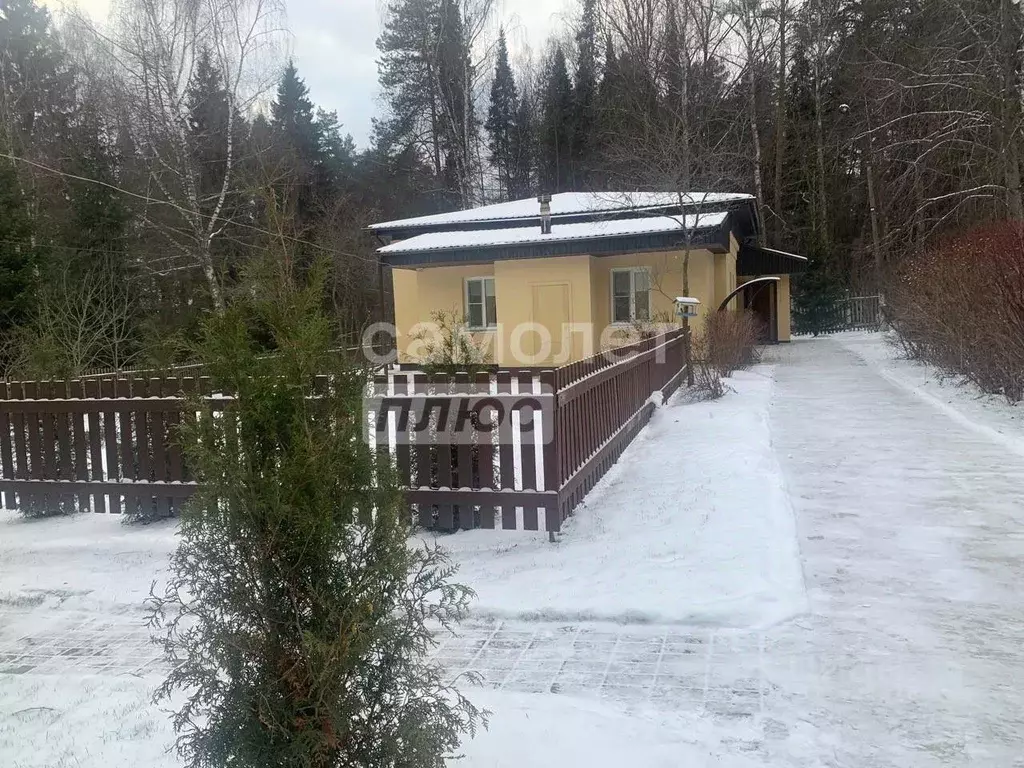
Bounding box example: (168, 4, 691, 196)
(376, 0, 477, 207)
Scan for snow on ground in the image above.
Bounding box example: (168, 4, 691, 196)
(422, 367, 808, 628)
(0, 366, 807, 636)
(0, 513, 176, 644)
(460, 688, 768, 768)
(6, 333, 1024, 766)
(0, 674, 173, 768)
(0, 677, 770, 768)
(763, 334, 1024, 766)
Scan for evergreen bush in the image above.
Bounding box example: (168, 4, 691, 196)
(149, 255, 482, 768)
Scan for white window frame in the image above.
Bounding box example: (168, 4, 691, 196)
(610, 267, 652, 324)
(464, 276, 497, 330)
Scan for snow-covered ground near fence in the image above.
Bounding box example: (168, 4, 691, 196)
(424, 366, 808, 628)
(7, 333, 1024, 766)
(0, 514, 176, 645)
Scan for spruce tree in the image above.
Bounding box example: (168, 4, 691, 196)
(509, 96, 535, 199)
(0, 0, 76, 160)
(185, 48, 250, 287)
(436, 0, 474, 205)
(187, 49, 233, 214)
(63, 104, 131, 263)
(272, 61, 320, 165)
(150, 250, 482, 768)
(595, 35, 622, 156)
(571, 0, 598, 187)
(271, 61, 323, 223)
(314, 108, 356, 192)
(539, 47, 574, 194)
(485, 28, 520, 200)
(0, 163, 39, 338)
(598, 35, 618, 107)
(0, 0, 77, 264)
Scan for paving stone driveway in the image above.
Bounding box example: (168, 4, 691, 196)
(0, 611, 768, 718)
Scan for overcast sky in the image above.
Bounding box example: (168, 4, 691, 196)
(45, 0, 572, 148)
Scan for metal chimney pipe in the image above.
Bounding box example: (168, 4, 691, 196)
(538, 193, 552, 234)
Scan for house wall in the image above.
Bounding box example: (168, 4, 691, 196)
(587, 247, 729, 338)
(392, 264, 497, 364)
(493, 255, 594, 366)
(777, 274, 792, 341)
(715, 233, 740, 312)
(686, 250, 718, 337)
(389, 240, 744, 366)
(592, 250, 681, 331)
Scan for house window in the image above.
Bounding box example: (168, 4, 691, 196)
(465, 277, 497, 329)
(611, 268, 651, 323)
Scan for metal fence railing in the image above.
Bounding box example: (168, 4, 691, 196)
(793, 295, 882, 336)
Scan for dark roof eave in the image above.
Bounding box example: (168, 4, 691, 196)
(737, 244, 808, 275)
(380, 220, 732, 267)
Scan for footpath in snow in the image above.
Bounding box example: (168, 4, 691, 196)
(425, 366, 808, 628)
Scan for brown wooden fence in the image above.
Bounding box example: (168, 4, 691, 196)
(367, 328, 689, 536)
(0, 329, 688, 534)
(0, 377, 220, 517)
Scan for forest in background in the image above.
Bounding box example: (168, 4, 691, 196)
(1, 0, 1022, 378)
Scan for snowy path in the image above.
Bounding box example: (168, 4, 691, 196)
(761, 336, 1024, 765)
(4, 335, 1024, 766)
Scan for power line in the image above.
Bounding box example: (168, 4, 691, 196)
(0, 238, 132, 256)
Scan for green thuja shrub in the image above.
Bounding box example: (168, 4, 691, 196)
(412, 309, 488, 376)
(149, 254, 482, 768)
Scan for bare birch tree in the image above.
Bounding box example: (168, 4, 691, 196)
(771, 0, 787, 234)
(726, 0, 774, 238)
(73, 0, 283, 313)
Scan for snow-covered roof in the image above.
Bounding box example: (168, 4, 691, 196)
(377, 212, 729, 255)
(370, 192, 752, 232)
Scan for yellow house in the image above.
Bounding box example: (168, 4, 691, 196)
(371, 192, 806, 367)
